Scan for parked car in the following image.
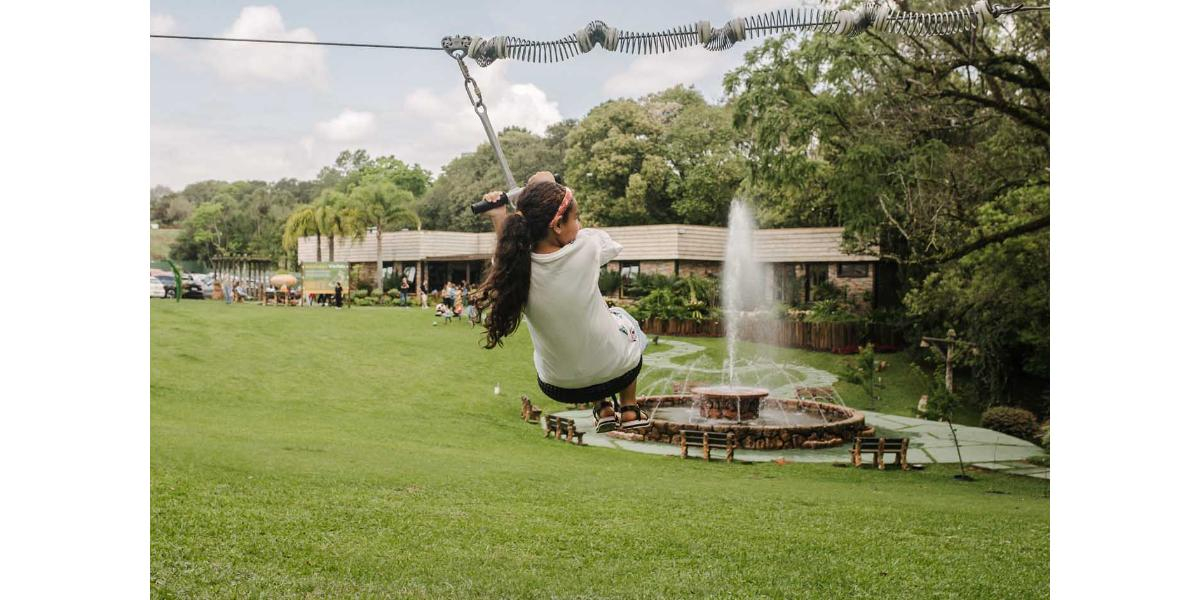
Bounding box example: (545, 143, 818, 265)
(180, 278, 205, 299)
(190, 274, 214, 299)
(150, 276, 165, 298)
(154, 274, 177, 298)
(154, 273, 204, 299)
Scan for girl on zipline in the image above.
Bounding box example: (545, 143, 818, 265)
(474, 171, 650, 432)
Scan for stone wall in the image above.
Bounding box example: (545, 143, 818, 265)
(639, 260, 676, 276)
(828, 263, 873, 307)
(678, 261, 722, 278)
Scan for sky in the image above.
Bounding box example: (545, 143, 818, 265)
(150, 0, 808, 190)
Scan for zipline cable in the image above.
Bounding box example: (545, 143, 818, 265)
(149, 34, 443, 52)
(444, 1, 1046, 67)
(149, 2, 1049, 62)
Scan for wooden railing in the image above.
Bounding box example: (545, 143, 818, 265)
(638, 317, 904, 353)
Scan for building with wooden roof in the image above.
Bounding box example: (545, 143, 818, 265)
(298, 224, 881, 306)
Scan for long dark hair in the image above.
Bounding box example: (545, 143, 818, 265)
(474, 181, 573, 349)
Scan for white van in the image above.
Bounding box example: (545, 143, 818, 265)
(150, 276, 166, 298)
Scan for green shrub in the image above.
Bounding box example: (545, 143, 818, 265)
(1038, 420, 1050, 451)
(671, 276, 717, 308)
(371, 289, 384, 298)
(353, 289, 369, 300)
(805, 299, 862, 323)
(813, 279, 847, 302)
(387, 288, 401, 298)
(598, 270, 622, 296)
(623, 273, 673, 299)
(910, 365, 960, 422)
(980, 406, 1038, 441)
(625, 275, 720, 322)
(842, 344, 883, 409)
(350, 265, 373, 293)
(391, 298, 406, 307)
(636, 288, 686, 321)
(354, 297, 375, 307)
(382, 271, 403, 293)
(868, 307, 908, 328)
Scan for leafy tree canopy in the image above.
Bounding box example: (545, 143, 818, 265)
(564, 86, 747, 226)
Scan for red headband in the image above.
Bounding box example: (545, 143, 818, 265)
(550, 187, 573, 227)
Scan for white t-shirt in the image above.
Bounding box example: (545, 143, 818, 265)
(524, 228, 642, 388)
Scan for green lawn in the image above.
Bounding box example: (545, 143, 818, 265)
(151, 301, 1048, 598)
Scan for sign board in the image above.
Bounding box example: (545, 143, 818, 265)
(301, 262, 349, 295)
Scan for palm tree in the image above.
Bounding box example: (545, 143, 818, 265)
(315, 189, 366, 262)
(282, 204, 321, 264)
(350, 180, 418, 291)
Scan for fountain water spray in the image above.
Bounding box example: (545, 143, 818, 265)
(721, 199, 772, 387)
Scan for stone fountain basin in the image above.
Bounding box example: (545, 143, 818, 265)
(615, 394, 867, 450)
(690, 385, 769, 421)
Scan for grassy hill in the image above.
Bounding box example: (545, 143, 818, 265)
(151, 302, 1048, 598)
(150, 227, 182, 261)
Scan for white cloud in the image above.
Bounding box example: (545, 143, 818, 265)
(150, 13, 180, 55)
(314, 109, 377, 142)
(201, 5, 327, 87)
(151, 123, 321, 189)
(395, 62, 563, 174)
(602, 47, 726, 99)
(150, 13, 177, 35)
(152, 47, 563, 186)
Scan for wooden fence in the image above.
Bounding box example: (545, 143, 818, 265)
(638, 317, 904, 354)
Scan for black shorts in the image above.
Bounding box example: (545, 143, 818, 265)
(537, 359, 642, 405)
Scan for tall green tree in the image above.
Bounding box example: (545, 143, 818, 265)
(315, 189, 365, 262)
(178, 202, 228, 262)
(420, 124, 575, 232)
(564, 86, 746, 227)
(350, 180, 418, 290)
(282, 204, 321, 264)
(725, 0, 1049, 404)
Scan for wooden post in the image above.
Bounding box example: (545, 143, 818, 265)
(876, 437, 885, 470)
(726, 432, 734, 463)
(702, 432, 711, 462)
(680, 434, 688, 459)
(899, 438, 910, 470)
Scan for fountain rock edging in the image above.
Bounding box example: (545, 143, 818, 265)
(617, 394, 867, 450)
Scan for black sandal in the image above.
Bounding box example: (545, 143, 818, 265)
(593, 398, 618, 433)
(617, 403, 651, 430)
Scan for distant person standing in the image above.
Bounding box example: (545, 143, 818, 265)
(400, 276, 411, 306)
(334, 281, 344, 309)
(419, 279, 430, 308)
(222, 275, 232, 305)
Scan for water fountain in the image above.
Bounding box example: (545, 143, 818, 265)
(613, 200, 867, 450)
